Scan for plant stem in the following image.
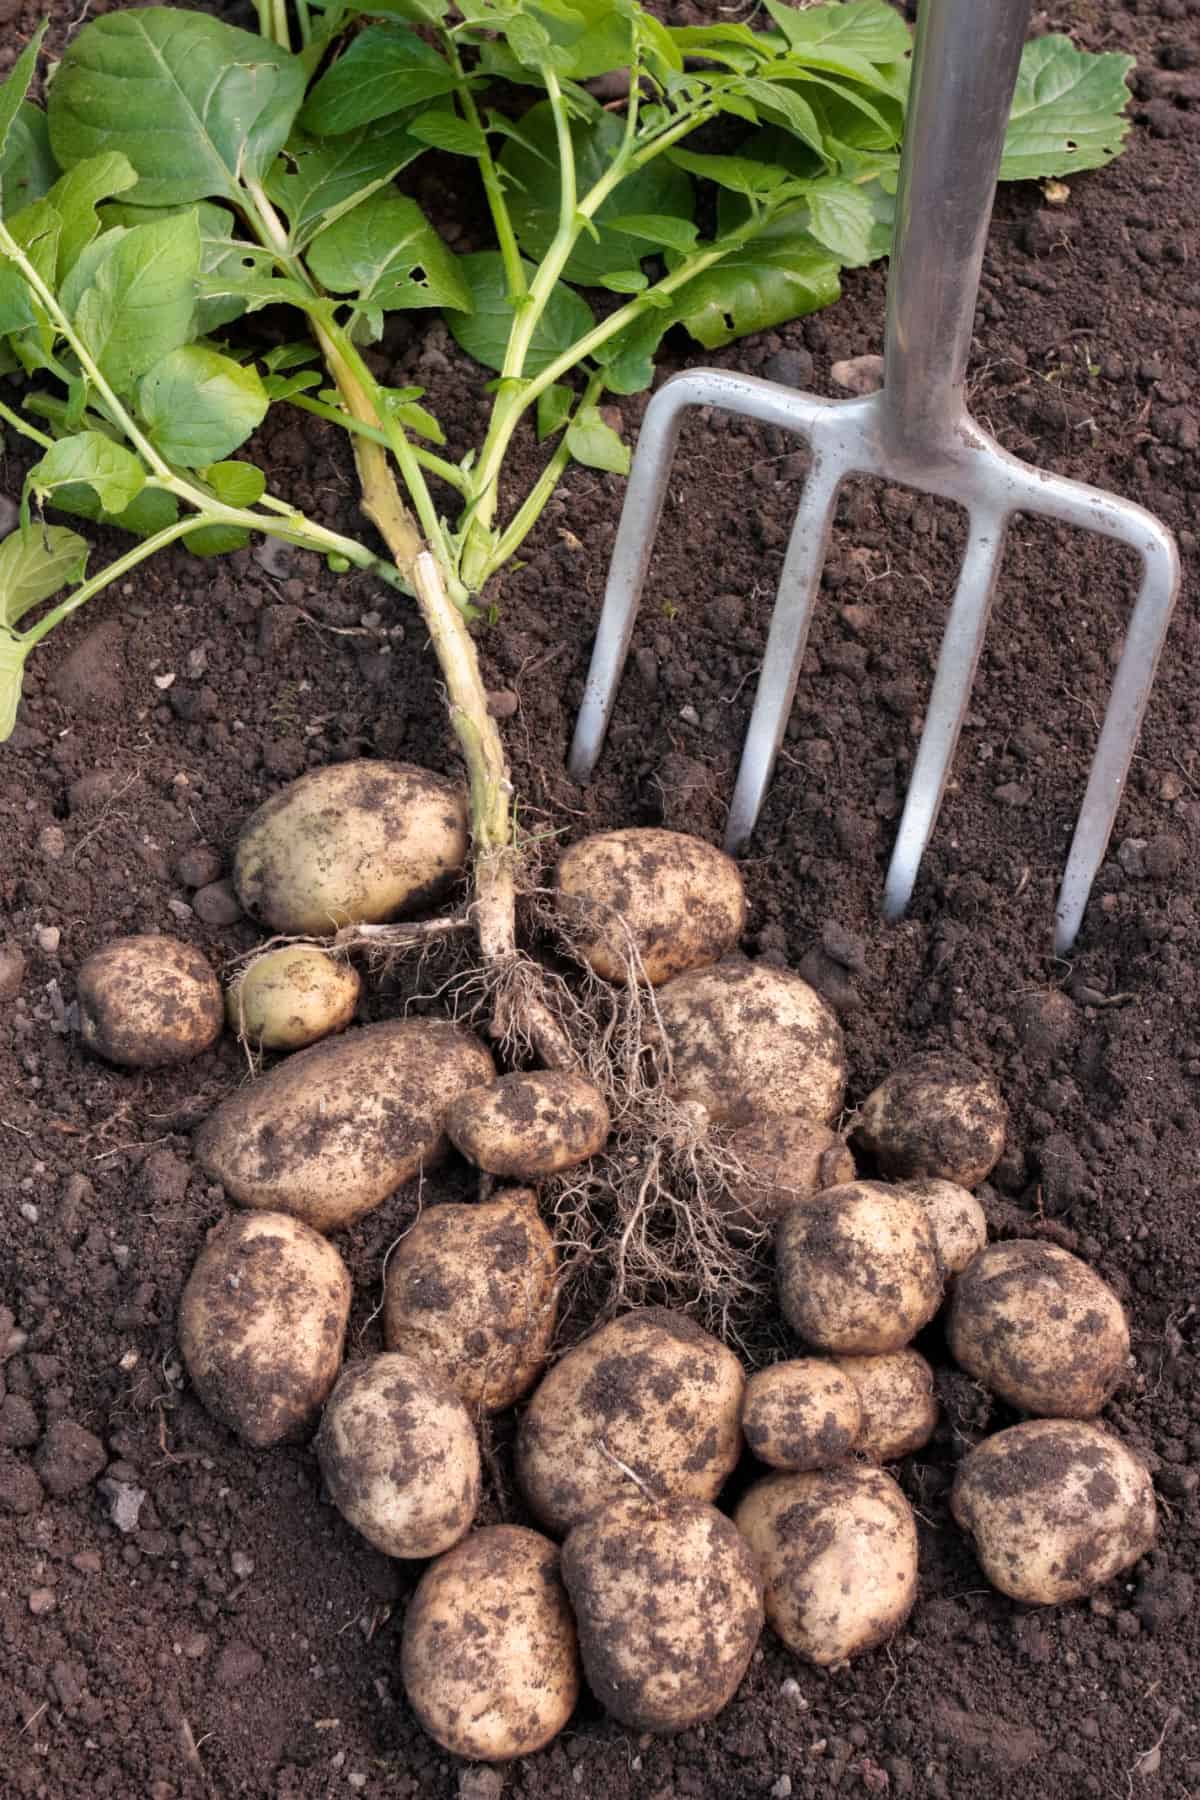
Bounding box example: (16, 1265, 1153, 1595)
(477, 369, 606, 585)
(0, 398, 54, 452)
(284, 392, 467, 491)
(20, 517, 200, 645)
(445, 35, 526, 302)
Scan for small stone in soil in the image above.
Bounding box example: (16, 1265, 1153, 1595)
(100, 1478, 147, 1534)
(174, 844, 223, 889)
(192, 879, 242, 926)
(71, 1550, 102, 1574)
(37, 825, 66, 862)
(0, 942, 26, 999)
(28, 1587, 56, 1615)
(35, 926, 61, 955)
(831, 354, 885, 394)
(35, 1419, 108, 1498)
(486, 689, 519, 719)
(459, 1770, 506, 1800)
(763, 347, 814, 388)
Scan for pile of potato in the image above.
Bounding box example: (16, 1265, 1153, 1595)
(72, 762, 1158, 1765)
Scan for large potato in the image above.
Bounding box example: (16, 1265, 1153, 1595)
(194, 1019, 495, 1232)
(179, 1211, 350, 1447)
(776, 1181, 943, 1355)
(517, 1309, 744, 1535)
(316, 1353, 480, 1558)
(234, 760, 468, 934)
(741, 1360, 862, 1471)
(899, 1178, 987, 1278)
(851, 1053, 1007, 1188)
(227, 946, 360, 1051)
(384, 1191, 557, 1413)
(556, 827, 746, 986)
(947, 1239, 1130, 1417)
(78, 935, 222, 1069)
(736, 1465, 918, 1666)
(951, 1419, 1156, 1605)
(562, 1497, 763, 1732)
(830, 1349, 937, 1462)
(656, 958, 846, 1127)
(402, 1526, 580, 1760)
(722, 1115, 856, 1237)
(446, 1071, 610, 1179)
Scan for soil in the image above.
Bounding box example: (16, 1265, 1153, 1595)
(2, 1, 1199, 1797)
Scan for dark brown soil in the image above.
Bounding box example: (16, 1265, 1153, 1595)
(2, 1, 1199, 1797)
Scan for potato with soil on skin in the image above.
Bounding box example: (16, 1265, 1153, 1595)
(562, 1496, 763, 1733)
(384, 1191, 557, 1414)
(555, 826, 747, 986)
(735, 1463, 918, 1666)
(741, 1360, 862, 1471)
(850, 1052, 1007, 1188)
(233, 759, 468, 935)
(516, 1308, 745, 1535)
(445, 1070, 610, 1180)
(721, 1114, 856, 1238)
(899, 1177, 987, 1278)
(951, 1419, 1156, 1605)
(947, 1239, 1130, 1418)
(316, 1353, 480, 1558)
(402, 1524, 580, 1760)
(77, 935, 223, 1069)
(830, 1348, 938, 1463)
(226, 945, 360, 1051)
(776, 1180, 943, 1355)
(178, 1211, 350, 1448)
(194, 1017, 495, 1232)
(656, 957, 846, 1128)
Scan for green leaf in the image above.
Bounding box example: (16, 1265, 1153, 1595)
(738, 77, 830, 160)
(27, 431, 146, 515)
(673, 233, 840, 348)
(203, 461, 266, 506)
(506, 13, 575, 76)
(352, 0, 450, 20)
(0, 22, 47, 169)
(300, 26, 457, 135)
(804, 176, 876, 264)
(448, 251, 593, 376)
(537, 382, 574, 440)
(592, 308, 664, 395)
(667, 146, 800, 199)
(408, 108, 487, 159)
(138, 345, 269, 465)
(500, 102, 694, 285)
(608, 213, 699, 254)
(185, 523, 249, 557)
(72, 210, 201, 393)
(45, 152, 138, 278)
(600, 269, 647, 293)
(50, 481, 179, 539)
(0, 104, 59, 214)
(566, 403, 629, 474)
(763, 0, 912, 66)
(1001, 35, 1133, 180)
(265, 121, 424, 252)
(308, 192, 470, 314)
(0, 629, 32, 741)
(263, 368, 324, 400)
(0, 524, 88, 629)
(0, 198, 61, 339)
(48, 10, 306, 206)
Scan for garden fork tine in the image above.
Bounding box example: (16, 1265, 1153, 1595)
(568, 0, 1180, 956)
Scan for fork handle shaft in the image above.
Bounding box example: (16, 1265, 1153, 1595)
(882, 0, 1033, 455)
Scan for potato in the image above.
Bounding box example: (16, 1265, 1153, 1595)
(78, 935, 222, 1069)
(194, 1018, 495, 1232)
(384, 1191, 557, 1413)
(316, 1353, 480, 1558)
(722, 1115, 856, 1237)
(446, 1071, 610, 1179)
(234, 760, 468, 934)
(562, 1497, 763, 1732)
(830, 1349, 937, 1463)
(403, 1525, 580, 1759)
(947, 1239, 1130, 1417)
(179, 1211, 350, 1447)
(776, 1181, 942, 1355)
(736, 1465, 918, 1666)
(656, 958, 846, 1127)
(951, 1419, 1156, 1605)
(899, 1178, 987, 1278)
(851, 1052, 1007, 1188)
(556, 827, 746, 986)
(741, 1360, 862, 1471)
(517, 1309, 744, 1535)
(227, 946, 359, 1051)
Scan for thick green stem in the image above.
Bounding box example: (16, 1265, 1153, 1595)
(0, 398, 54, 452)
(445, 35, 526, 302)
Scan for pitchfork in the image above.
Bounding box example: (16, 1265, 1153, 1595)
(567, 0, 1180, 955)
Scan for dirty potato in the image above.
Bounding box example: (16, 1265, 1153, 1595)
(721, 1115, 856, 1237)
(384, 1191, 557, 1413)
(776, 1181, 943, 1354)
(227, 945, 360, 1051)
(830, 1349, 938, 1463)
(851, 1053, 1007, 1188)
(179, 1211, 350, 1447)
(899, 1178, 987, 1278)
(741, 1360, 862, 1471)
(446, 1071, 610, 1179)
(78, 934, 223, 1068)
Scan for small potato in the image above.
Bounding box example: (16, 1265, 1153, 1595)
(316, 1353, 480, 1559)
(951, 1419, 1156, 1605)
(656, 957, 846, 1127)
(776, 1181, 943, 1355)
(899, 1178, 987, 1278)
(830, 1349, 937, 1462)
(562, 1497, 763, 1733)
(78, 935, 222, 1068)
(227, 946, 359, 1051)
(851, 1052, 1007, 1188)
(948, 1239, 1129, 1417)
(446, 1071, 610, 1179)
(384, 1191, 557, 1413)
(194, 1018, 495, 1232)
(234, 760, 467, 935)
(736, 1464, 918, 1666)
(722, 1115, 856, 1237)
(742, 1360, 862, 1471)
(556, 827, 746, 986)
(179, 1211, 350, 1447)
(403, 1525, 580, 1760)
(517, 1309, 744, 1535)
